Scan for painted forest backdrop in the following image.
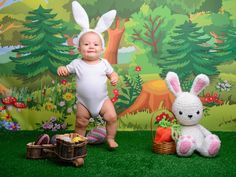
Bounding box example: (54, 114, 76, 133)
(0, 0, 236, 132)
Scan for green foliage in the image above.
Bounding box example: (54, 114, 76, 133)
(10, 5, 77, 80)
(165, 0, 205, 15)
(198, 0, 222, 13)
(0, 16, 24, 47)
(125, 4, 181, 69)
(214, 23, 236, 62)
(159, 20, 219, 81)
(114, 70, 143, 113)
(200, 102, 236, 131)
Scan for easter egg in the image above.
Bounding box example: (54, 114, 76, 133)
(50, 135, 58, 145)
(86, 127, 106, 144)
(34, 134, 50, 145)
(72, 136, 84, 143)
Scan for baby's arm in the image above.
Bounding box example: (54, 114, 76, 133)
(107, 72, 119, 86)
(57, 66, 70, 76)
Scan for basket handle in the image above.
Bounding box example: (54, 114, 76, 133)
(151, 112, 181, 143)
(150, 112, 156, 142)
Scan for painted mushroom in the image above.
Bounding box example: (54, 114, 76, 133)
(0, 105, 6, 112)
(13, 102, 27, 109)
(1, 96, 17, 105)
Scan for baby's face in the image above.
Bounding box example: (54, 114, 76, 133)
(78, 32, 103, 61)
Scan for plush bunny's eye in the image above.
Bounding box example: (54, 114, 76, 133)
(179, 111, 183, 115)
(196, 110, 200, 114)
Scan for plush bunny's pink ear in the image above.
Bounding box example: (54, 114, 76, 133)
(190, 74, 209, 95)
(165, 72, 182, 97)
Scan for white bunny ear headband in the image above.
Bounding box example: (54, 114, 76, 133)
(165, 72, 210, 97)
(72, 1, 117, 48)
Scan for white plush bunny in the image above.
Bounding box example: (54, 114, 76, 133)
(165, 72, 221, 157)
(72, 1, 116, 48)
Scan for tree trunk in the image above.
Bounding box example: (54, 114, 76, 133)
(64, 34, 76, 55)
(0, 83, 10, 95)
(118, 80, 175, 117)
(103, 17, 125, 64)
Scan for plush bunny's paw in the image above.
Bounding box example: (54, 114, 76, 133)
(177, 136, 196, 156)
(206, 135, 221, 157)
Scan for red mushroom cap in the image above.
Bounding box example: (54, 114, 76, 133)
(13, 102, 27, 109)
(1, 96, 17, 105)
(0, 105, 6, 111)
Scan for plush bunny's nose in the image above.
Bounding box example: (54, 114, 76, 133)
(188, 115, 193, 118)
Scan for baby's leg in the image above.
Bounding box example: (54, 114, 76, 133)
(75, 103, 90, 136)
(100, 99, 118, 148)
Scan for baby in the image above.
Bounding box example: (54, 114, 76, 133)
(57, 31, 119, 149)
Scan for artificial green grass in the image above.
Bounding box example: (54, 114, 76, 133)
(0, 131, 236, 177)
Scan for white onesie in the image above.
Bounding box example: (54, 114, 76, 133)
(66, 58, 113, 117)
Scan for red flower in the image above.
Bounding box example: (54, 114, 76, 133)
(155, 112, 176, 124)
(213, 92, 218, 97)
(61, 79, 67, 85)
(156, 116, 163, 123)
(205, 92, 210, 97)
(135, 66, 142, 72)
(111, 97, 118, 103)
(113, 89, 119, 95)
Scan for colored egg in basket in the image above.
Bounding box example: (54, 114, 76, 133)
(86, 127, 106, 144)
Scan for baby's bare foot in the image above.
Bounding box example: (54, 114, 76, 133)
(107, 139, 118, 149)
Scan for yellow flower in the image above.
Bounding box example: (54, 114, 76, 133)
(45, 102, 55, 111)
(63, 92, 74, 101)
(2, 114, 12, 122)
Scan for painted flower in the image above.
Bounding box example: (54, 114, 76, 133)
(67, 107, 73, 113)
(45, 102, 56, 111)
(8, 122, 20, 131)
(61, 79, 67, 85)
(63, 92, 74, 101)
(113, 89, 119, 95)
(59, 101, 66, 107)
(111, 97, 118, 103)
(50, 116, 57, 122)
(135, 66, 142, 72)
(42, 122, 53, 130)
(200, 92, 224, 106)
(54, 123, 61, 130)
(89, 118, 95, 123)
(216, 80, 232, 92)
(61, 123, 67, 129)
(2, 114, 12, 122)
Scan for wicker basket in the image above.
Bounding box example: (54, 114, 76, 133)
(152, 141, 176, 154)
(151, 113, 177, 155)
(54, 133, 87, 161)
(26, 142, 56, 159)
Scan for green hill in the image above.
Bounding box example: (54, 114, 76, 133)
(0, 61, 15, 75)
(0, 0, 71, 21)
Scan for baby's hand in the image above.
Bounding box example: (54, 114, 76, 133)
(110, 72, 119, 86)
(57, 66, 70, 76)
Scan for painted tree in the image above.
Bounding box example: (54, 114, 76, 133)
(198, 0, 222, 13)
(164, 0, 206, 16)
(214, 23, 236, 62)
(0, 16, 24, 58)
(159, 21, 218, 81)
(63, 0, 147, 64)
(10, 5, 76, 80)
(125, 4, 181, 66)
